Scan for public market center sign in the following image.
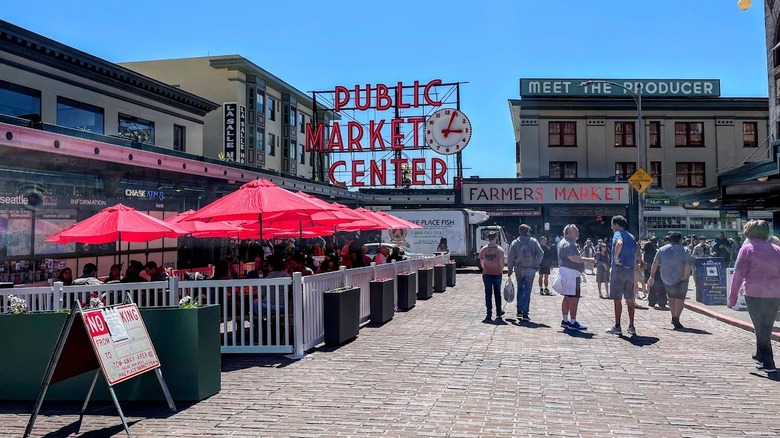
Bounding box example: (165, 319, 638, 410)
(520, 78, 721, 97)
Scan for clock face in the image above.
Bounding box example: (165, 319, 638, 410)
(424, 108, 472, 155)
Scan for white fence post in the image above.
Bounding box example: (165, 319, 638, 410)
(292, 272, 304, 359)
(168, 276, 179, 306)
(340, 265, 347, 286)
(53, 281, 63, 311)
(371, 261, 377, 281)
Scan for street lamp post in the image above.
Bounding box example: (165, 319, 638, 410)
(579, 80, 645, 240)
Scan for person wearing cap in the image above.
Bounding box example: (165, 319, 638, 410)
(479, 231, 506, 321)
(648, 231, 693, 329)
(73, 263, 102, 285)
(144, 261, 169, 282)
(80, 263, 98, 279)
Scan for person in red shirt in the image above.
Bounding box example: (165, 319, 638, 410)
(479, 232, 506, 321)
(340, 233, 355, 268)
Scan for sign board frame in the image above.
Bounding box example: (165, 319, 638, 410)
(25, 302, 176, 437)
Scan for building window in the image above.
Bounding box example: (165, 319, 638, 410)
(299, 144, 305, 164)
(268, 133, 276, 156)
(118, 113, 154, 144)
(549, 161, 577, 179)
(649, 121, 660, 148)
(674, 122, 704, 147)
(676, 162, 705, 188)
(56, 96, 104, 134)
(299, 113, 306, 134)
(173, 125, 185, 152)
(548, 121, 576, 147)
(743, 122, 758, 147)
(0, 80, 41, 121)
(615, 162, 637, 181)
(267, 98, 276, 121)
(614, 122, 635, 147)
(646, 216, 686, 230)
(290, 107, 297, 127)
(650, 161, 662, 188)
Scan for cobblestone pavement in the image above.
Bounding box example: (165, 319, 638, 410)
(4, 270, 779, 437)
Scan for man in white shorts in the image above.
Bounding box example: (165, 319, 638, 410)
(556, 224, 596, 331)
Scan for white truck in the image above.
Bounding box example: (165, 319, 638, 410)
(380, 209, 508, 267)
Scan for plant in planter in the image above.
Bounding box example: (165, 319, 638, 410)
(178, 295, 199, 309)
(6, 294, 29, 314)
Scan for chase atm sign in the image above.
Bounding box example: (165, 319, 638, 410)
(520, 79, 721, 98)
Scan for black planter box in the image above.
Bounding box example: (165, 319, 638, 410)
(446, 261, 457, 287)
(370, 279, 395, 325)
(323, 287, 361, 346)
(397, 272, 417, 310)
(417, 268, 433, 300)
(433, 265, 446, 292)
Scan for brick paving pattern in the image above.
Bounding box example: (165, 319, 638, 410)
(3, 270, 779, 437)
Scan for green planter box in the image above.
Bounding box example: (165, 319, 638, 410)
(369, 279, 395, 325)
(0, 305, 221, 402)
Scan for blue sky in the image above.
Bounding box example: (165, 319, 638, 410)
(3, 0, 768, 179)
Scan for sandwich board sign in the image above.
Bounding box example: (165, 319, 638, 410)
(25, 302, 175, 437)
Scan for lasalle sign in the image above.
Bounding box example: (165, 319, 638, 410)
(306, 79, 471, 187)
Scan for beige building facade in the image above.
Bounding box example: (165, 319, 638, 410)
(509, 78, 771, 237)
(121, 56, 331, 181)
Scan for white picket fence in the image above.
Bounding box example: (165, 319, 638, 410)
(0, 253, 451, 357)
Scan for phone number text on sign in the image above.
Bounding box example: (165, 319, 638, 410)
(82, 304, 160, 385)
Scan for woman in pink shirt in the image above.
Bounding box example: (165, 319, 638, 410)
(729, 220, 780, 373)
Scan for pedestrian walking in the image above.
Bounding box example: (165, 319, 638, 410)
(507, 224, 544, 321)
(557, 224, 595, 331)
(606, 215, 638, 336)
(479, 232, 506, 321)
(582, 239, 596, 274)
(729, 220, 780, 373)
(594, 242, 611, 299)
(537, 236, 556, 295)
(647, 231, 693, 329)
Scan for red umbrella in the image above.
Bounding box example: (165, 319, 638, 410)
(186, 180, 334, 223)
(45, 204, 187, 244)
(165, 210, 248, 238)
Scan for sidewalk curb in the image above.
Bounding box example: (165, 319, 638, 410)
(684, 301, 780, 342)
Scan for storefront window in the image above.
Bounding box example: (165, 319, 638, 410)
(0, 80, 41, 121)
(118, 113, 155, 144)
(57, 96, 104, 134)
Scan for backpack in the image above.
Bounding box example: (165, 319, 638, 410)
(515, 239, 535, 268)
(481, 245, 504, 272)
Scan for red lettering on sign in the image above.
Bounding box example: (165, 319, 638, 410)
(354, 84, 371, 111)
(536, 187, 545, 200)
(375, 83, 391, 111)
(351, 160, 365, 187)
(431, 158, 446, 185)
(305, 123, 324, 152)
(369, 120, 386, 151)
(370, 160, 387, 186)
(347, 121, 364, 152)
(411, 158, 426, 185)
(84, 312, 109, 337)
(329, 160, 347, 187)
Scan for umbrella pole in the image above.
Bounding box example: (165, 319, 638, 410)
(259, 213, 264, 273)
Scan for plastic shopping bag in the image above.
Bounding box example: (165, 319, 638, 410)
(551, 272, 563, 294)
(503, 279, 516, 303)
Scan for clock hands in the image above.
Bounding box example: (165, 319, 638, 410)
(441, 111, 458, 138)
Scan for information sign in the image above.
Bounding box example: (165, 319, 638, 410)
(82, 304, 160, 385)
(694, 257, 727, 305)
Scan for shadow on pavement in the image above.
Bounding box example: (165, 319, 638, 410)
(491, 318, 509, 326)
(222, 354, 296, 371)
(43, 420, 141, 438)
(619, 335, 660, 347)
(563, 329, 595, 339)
(671, 327, 712, 335)
(509, 319, 550, 329)
(749, 371, 780, 381)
